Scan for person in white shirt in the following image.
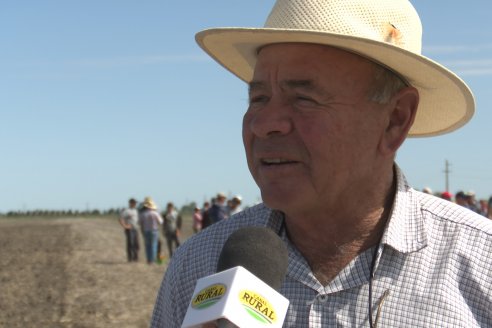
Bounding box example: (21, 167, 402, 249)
(118, 198, 139, 262)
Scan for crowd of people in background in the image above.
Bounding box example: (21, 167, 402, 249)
(119, 188, 492, 265)
(422, 187, 492, 219)
(118, 192, 244, 265)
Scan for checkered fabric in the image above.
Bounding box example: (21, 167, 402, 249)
(151, 166, 492, 327)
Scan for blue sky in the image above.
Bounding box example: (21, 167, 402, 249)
(1, 1, 491, 212)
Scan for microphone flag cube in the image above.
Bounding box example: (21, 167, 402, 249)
(181, 266, 289, 328)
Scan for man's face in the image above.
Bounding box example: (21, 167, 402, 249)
(243, 43, 390, 215)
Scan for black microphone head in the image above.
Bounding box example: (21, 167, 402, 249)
(217, 226, 289, 291)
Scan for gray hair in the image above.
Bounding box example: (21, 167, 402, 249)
(368, 64, 408, 104)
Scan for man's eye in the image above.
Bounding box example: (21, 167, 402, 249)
(249, 95, 269, 104)
(296, 96, 317, 105)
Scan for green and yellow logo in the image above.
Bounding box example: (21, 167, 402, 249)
(239, 290, 277, 325)
(191, 284, 227, 309)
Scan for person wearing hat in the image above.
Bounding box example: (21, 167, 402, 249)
(422, 187, 432, 195)
(440, 191, 453, 202)
(138, 197, 163, 264)
(455, 190, 469, 208)
(465, 190, 480, 213)
(207, 192, 230, 225)
(151, 1, 492, 326)
(118, 198, 140, 262)
(228, 194, 243, 216)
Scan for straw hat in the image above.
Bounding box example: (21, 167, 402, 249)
(196, 0, 474, 137)
(142, 197, 158, 210)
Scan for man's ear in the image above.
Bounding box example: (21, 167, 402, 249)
(379, 87, 419, 155)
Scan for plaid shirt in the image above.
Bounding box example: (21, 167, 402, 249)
(151, 166, 492, 327)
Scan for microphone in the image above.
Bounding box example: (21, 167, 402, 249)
(181, 226, 289, 328)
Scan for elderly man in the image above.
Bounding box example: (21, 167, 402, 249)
(151, 0, 491, 327)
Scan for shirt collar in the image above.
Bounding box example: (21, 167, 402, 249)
(262, 164, 427, 289)
(380, 164, 427, 253)
(263, 164, 428, 254)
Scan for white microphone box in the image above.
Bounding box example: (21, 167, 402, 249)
(181, 266, 289, 328)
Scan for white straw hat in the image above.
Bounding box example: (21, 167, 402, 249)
(142, 196, 158, 210)
(196, 0, 475, 137)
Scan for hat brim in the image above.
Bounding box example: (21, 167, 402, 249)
(196, 28, 475, 137)
(143, 203, 157, 210)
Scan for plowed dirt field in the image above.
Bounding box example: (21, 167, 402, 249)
(0, 216, 187, 327)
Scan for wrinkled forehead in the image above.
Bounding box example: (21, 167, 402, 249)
(255, 42, 375, 72)
(251, 43, 381, 93)
(255, 42, 407, 85)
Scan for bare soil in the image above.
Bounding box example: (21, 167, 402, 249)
(0, 216, 192, 328)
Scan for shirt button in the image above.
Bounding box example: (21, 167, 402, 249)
(317, 294, 328, 303)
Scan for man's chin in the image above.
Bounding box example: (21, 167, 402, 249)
(260, 189, 300, 212)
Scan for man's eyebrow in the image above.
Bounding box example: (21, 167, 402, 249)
(282, 79, 316, 91)
(248, 81, 266, 94)
(248, 79, 318, 93)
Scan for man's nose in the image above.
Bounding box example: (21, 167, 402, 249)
(246, 99, 293, 138)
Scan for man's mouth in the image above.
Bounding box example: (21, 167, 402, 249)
(261, 158, 297, 166)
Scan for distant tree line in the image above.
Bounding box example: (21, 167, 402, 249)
(0, 202, 198, 218)
(0, 208, 123, 218)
